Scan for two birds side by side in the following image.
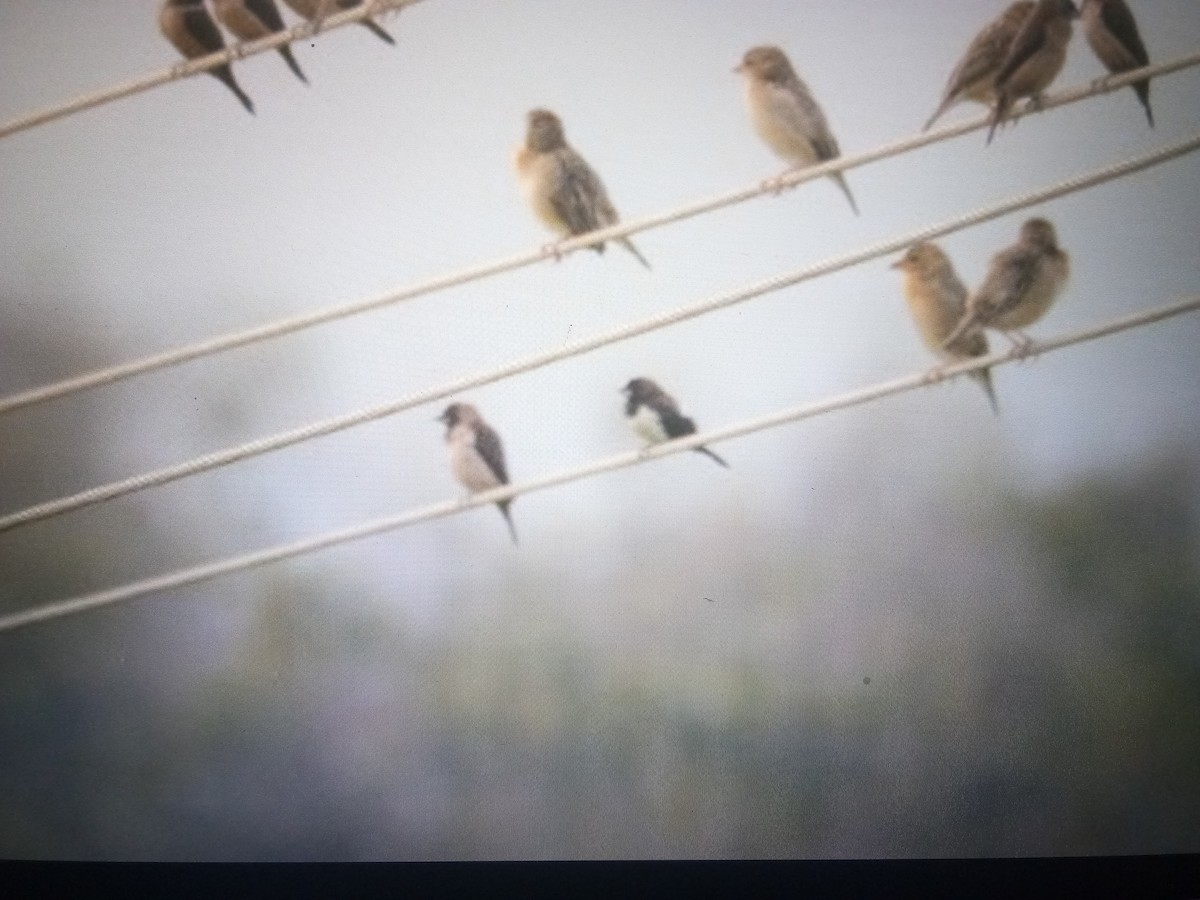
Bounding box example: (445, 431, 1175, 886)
(926, 0, 1154, 140)
(438, 379, 728, 544)
(158, 0, 396, 115)
(893, 217, 1071, 414)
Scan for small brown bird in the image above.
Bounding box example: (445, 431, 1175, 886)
(891, 243, 998, 414)
(621, 378, 729, 467)
(281, 0, 395, 45)
(513, 109, 650, 268)
(213, 0, 308, 84)
(987, 0, 1079, 144)
(159, 0, 255, 114)
(1081, 0, 1153, 126)
(438, 403, 518, 545)
(924, 2, 1035, 131)
(735, 45, 858, 215)
(944, 218, 1071, 354)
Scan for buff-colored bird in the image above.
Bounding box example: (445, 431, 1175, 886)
(212, 0, 308, 84)
(1081, 0, 1153, 126)
(892, 243, 999, 414)
(159, 0, 255, 114)
(944, 218, 1070, 355)
(281, 0, 395, 45)
(735, 45, 858, 215)
(513, 109, 650, 269)
(924, 2, 1035, 131)
(987, 0, 1079, 144)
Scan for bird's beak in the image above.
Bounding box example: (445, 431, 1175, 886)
(889, 259, 904, 270)
(733, 64, 745, 75)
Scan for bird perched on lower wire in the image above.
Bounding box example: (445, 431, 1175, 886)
(281, 0, 395, 45)
(159, 0, 255, 114)
(513, 109, 650, 269)
(735, 45, 858, 215)
(1081, 0, 1154, 126)
(622, 378, 729, 468)
(212, 0, 308, 84)
(892, 243, 999, 414)
(923, 1, 1035, 131)
(987, 0, 1079, 144)
(943, 218, 1070, 355)
(438, 403, 518, 545)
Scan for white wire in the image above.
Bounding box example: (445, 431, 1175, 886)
(0, 55, 1196, 417)
(0, 0, 426, 140)
(0, 132, 1197, 535)
(1, 295, 1196, 636)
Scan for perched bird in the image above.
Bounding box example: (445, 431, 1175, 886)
(943, 218, 1070, 354)
(212, 0, 308, 84)
(621, 378, 729, 468)
(513, 109, 650, 269)
(1081, 0, 1153, 126)
(281, 0, 395, 45)
(438, 403, 518, 545)
(158, 0, 255, 114)
(891, 243, 999, 414)
(734, 44, 858, 215)
(987, 0, 1079, 143)
(923, 1, 1035, 131)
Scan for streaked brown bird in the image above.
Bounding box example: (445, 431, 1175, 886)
(892, 243, 999, 414)
(281, 0, 395, 45)
(924, 1, 1035, 131)
(1081, 0, 1153, 126)
(438, 403, 518, 545)
(159, 0, 255, 114)
(944, 218, 1071, 355)
(987, 0, 1079, 144)
(735, 45, 859, 215)
(213, 0, 308, 84)
(513, 109, 651, 269)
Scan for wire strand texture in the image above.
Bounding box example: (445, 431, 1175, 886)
(1, 132, 1198, 535)
(1, 295, 1197, 635)
(0, 56, 1196, 418)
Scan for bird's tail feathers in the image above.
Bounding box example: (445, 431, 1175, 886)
(279, 45, 308, 84)
(922, 98, 953, 133)
(832, 172, 859, 216)
(361, 19, 396, 44)
(497, 501, 519, 546)
(942, 314, 980, 352)
(619, 237, 652, 270)
(213, 66, 255, 115)
(695, 446, 730, 469)
(970, 368, 1000, 417)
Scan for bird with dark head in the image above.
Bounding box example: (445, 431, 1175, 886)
(1080, 0, 1153, 126)
(622, 378, 729, 468)
(438, 403, 518, 545)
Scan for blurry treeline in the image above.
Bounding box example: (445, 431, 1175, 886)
(1, 307, 1198, 860)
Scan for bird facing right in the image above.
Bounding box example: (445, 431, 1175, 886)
(987, 0, 1080, 144)
(735, 45, 859, 215)
(1080, 0, 1154, 126)
(621, 378, 729, 468)
(438, 403, 518, 545)
(513, 109, 651, 269)
(943, 218, 1071, 355)
(892, 242, 999, 414)
(159, 0, 255, 114)
(923, 1, 1035, 131)
(212, 0, 309, 84)
(281, 0, 396, 45)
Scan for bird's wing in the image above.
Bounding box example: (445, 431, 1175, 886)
(775, 79, 840, 161)
(995, 8, 1049, 87)
(182, 6, 228, 54)
(245, 0, 287, 32)
(974, 246, 1039, 319)
(549, 150, 610, 236)
(658, 407, 697, 441)
(1098, 0, 1150, 68)
(473, 423, 510, 485)
(942, 4, 1032, 99)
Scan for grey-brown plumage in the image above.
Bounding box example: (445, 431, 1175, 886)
(513, 109, 650, 269)
(735, 45, 859, 215)
(621, 378, 728, 468)
(924, 2, 1035, 131)
(987, 0, 1079, 144)
(943, 218, 1070, 353)
(159, 0, 255, 114)
(891, 243, 998, 414)
(213, 0, 308, 84)
(438, 403, 518, 545)
(1081, 0, 1153, 126)
(281, 0, 395, 45)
